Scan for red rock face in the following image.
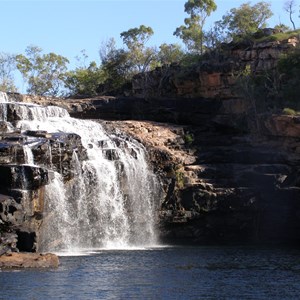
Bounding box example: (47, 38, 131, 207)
(131, 37, 299, 100)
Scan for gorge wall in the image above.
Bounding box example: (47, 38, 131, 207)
(58, 34, 300, 245)
(1, 34, 300, 252)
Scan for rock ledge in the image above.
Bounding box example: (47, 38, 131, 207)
(0, 252, 59, 269)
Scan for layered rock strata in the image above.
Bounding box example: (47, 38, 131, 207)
(0, 98, 87, 254)
(132, 36, 298, 99)
(2, 34, 300, 246)
(102, 116, 300, 245)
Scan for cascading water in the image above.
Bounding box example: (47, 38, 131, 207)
(0, 91, 9, 102)
(0, 93, 161, 253)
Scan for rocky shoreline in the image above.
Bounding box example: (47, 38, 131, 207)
(0, 252, 59, 269)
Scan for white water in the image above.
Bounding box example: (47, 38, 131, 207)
(0, 91, 9, 102)
(0, 93, 161, 252)
(0, 91, 9, 122)
(23, 144, 34, 165)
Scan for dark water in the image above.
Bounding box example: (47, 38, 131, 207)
(1, 246, 300, 299)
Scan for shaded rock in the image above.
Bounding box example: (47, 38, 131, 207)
(0, 232, 18, 254)
(0, 165, 48, 191)
(101, 118, 300, 245)
(263, 115, 300, 138)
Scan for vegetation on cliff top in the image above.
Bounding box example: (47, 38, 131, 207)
(0, 0, 299, 103)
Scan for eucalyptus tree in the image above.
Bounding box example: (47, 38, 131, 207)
(219, 1, 273, 40)
(65, 63, 105, 97)
(100, 37, 134, 92)
(284, 0, 297, 30)
(0, 52, 17, 92)
(120, 25, 156, 74)
(174, 0, 217, 54)
(157, 43, 185, 66)
(16, 45, 69, 96)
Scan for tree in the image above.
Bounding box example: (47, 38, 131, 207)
(278, 45, 300, 108)
(65, 62, 105, 97)
(284, 0, 297, 30)
(174, 0, 217, 54)
(219, 1, 273, 39)
(64, 49, 106, 97)
(0, 52, 17, 92)
(120, 25, 156, 73)
(101, 48, 133, 92)
(204, 21, 230, 51)
(16, 45, 69, 96)
(99, 38, 117, 64)
(157, 43, 185, 66)
(174, 17, 203, 53)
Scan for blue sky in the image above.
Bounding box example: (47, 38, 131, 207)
(0, 0, 298, 92)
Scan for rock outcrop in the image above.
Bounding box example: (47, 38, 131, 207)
(0, 252, 59, 268)
(100, 112, 300, 245)
(0, 96, 87, 254)
(2, 34, 300, 247)
(131, 36, 298, 99)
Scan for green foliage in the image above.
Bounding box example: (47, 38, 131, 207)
(120, 25, 154, 50)
(184, 0, 217, 17)
(204, 21, 230, 50)
(0, 52, 17, 92)
(65, 61, 106, 97)
(120, 25, 156, 73)
(184, 133, 194, 145)
(101, 48, 133, 92)
(283, 107, 297, 115)
(278, 46, 300, 108)
(157, 43, 185, 66)
(16, 45, 69, 96)
(274, 23, 291, 33)
(180, 53, 203, 67)
(253, 29, 300, 43)
(99, 26, 157, 94)
(219, 1, 273, 40)
(174, 0, 217, 54)
(174, 17, 204, 54)
(235, 64, 283, 112)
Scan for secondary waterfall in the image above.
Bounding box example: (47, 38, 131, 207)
(0, 93, 161, 252)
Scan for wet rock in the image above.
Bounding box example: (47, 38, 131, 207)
(0, 141, 25, 164)
(0, 194, 23, 225)
(102, 149, 119, 161)
(0, 232, 18, 254)
(0, 165, 48, 191)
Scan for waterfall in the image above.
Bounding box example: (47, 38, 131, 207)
(0, 91, 9, 102)
(1, 93, 161, 252)
(0, 91, 9, 122)
(23, 144, 34, 165)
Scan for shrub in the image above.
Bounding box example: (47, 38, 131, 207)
(283, 107, 297, 115)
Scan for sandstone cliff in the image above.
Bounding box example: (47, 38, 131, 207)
(131, 36, 298, 99)
(2, 33, 300, 248)
(57, 34, 300, 245)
